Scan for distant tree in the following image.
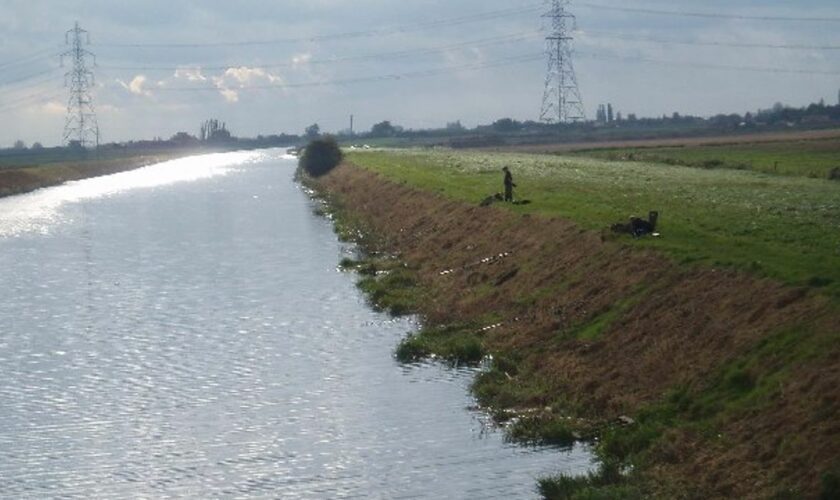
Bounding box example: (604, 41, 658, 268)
(31, 142, 44, 150)
(370, 120, 397, 137)
(627, 113, 637, 122)
(305, 123, 321, 139)
(491, 118, 521, 132)
(299, 136, 342, 177)
(12, 140, 26, 150)
(446, 120, 465, 132)
(170, 131, 198, 145)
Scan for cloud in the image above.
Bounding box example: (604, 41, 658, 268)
(292, 53, 312, 68)
(174, 67, 207, 82)
(40, 101, 66, 115)
(218, 88, 240, 103)
(98, 104, 121, 113)
(117, 75, 154, 97)
(222, 66, 283, 86)
(211, 66, 284, 103)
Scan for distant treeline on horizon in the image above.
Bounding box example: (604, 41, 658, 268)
(5, 97, 840, 153)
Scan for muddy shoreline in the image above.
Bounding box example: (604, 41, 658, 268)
(308, 161, 840, 498)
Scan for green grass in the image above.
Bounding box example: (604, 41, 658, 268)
(395, 323, 485, 365)
(532, 321, 837, 498)
(346, 149, 840, 298)
(472, 355, 551, 410)
(538, 460, 644, 500)
(566, 288, 648, 341)
(507, 415, 578, 447)
(574, 138, 840, 179)
(355, 264, 422, 316)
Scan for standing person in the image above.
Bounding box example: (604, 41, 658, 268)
(502, 166, 516, 202)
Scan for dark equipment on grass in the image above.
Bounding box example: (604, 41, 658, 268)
(480, 193, 504, 207)
(611, 211, 660, 237)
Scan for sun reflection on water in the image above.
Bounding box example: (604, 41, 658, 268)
(0, 150, 273, 238)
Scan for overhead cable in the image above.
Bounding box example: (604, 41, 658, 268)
(577, 2, 840, 23)
(95, 4, 544, 48)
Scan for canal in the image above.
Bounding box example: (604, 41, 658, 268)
(0, 149, 591, 498)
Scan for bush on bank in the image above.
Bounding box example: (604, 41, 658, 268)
(299, 136, 343, 177)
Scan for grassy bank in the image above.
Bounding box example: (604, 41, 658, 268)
(307, 149, 840, 498)
(347, 148, 840, 299)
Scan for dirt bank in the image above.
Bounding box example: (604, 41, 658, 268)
(314, 161, 840, 498)
(0, 153, 188, 198)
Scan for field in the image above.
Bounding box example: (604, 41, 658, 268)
(346, 145, 840, 298)
(573, 135, 840, 179)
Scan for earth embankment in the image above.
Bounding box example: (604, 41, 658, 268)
(314, 161, 840, 498)
(0, 153, 191, 198)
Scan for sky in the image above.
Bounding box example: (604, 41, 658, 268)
(1, 0, 839, 146)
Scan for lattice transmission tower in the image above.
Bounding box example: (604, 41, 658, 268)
(539, 0, 586, 124)
(61, 22, 99, 148)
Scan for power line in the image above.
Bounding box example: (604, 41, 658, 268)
(577, 51, 840, 75)
(580, 30, 840, 50)
(141, 53, 545, 92)
(95, 30, 840, 74)
(577, 2, 840, 23)
(94, 4, 543, 48)
(0, 47, 62, 70)
(96, 31, 543, 72)
(0, 88, 63, 113)
(146, 51, 840, 95)
(0, 67, 61, 88)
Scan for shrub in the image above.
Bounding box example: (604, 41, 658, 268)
(299, 136, 343, 177)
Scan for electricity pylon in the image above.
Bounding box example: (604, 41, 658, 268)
(539, 0, 586, 124)
(61, 22, 99, 148)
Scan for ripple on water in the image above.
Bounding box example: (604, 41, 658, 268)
(0, 149, 593, 498)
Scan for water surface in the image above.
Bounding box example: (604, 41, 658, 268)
(0, 149, 591, 498)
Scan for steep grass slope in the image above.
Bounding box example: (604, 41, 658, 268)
(312, 159, 840, 498)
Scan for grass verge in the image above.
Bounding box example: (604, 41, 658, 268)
(346, 149, 840, 298)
